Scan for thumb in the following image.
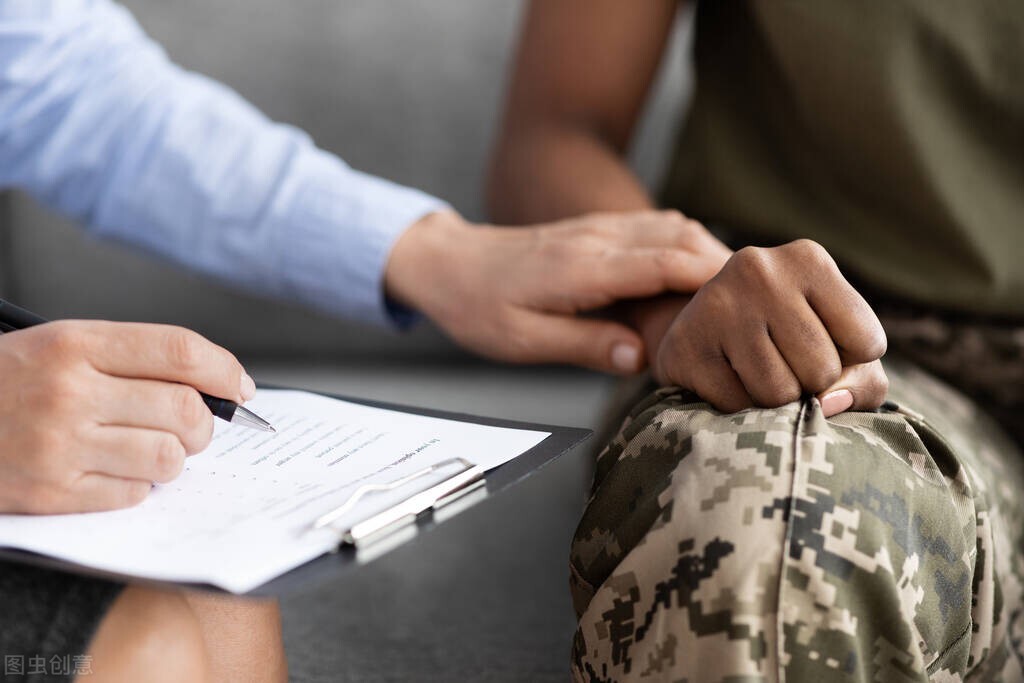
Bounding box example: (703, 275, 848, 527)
(817, 360, 890, 417)
(508, 311, 647, 375)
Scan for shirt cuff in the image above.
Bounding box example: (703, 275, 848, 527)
(276, 148, 450, 328)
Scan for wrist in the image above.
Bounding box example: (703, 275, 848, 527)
(383, 209, 475, 319)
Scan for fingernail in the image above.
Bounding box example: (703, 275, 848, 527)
(820, 389, 853, 416)
(611, 344, 641, 373)
(240, 373, 256, 401)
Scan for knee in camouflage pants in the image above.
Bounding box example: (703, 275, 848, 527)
(570, 359, 1024, 682)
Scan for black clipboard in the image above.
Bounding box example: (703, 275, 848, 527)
(0, 389, 592, 597)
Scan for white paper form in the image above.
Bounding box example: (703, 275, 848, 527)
(0, 390, 549, 593)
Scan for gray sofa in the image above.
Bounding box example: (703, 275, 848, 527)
(0, 2, 693, 680)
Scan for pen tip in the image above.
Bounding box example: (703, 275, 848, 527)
(231, 405, 276, 433)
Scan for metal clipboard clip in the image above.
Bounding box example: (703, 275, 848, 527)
(310, 457, 486, 548)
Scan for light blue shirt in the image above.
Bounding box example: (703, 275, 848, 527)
(0, 0, 448, 326)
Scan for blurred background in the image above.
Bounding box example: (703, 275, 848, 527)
(0, 2, 695, 680)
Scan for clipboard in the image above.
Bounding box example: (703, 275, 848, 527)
(0, 389, 592, 598)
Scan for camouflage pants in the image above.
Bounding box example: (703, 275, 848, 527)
(570, 359, 1024, 682)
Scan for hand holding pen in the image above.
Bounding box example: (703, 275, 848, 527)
(0, 301, 273, 514)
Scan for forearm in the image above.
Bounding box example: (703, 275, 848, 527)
(487, 0, 678, 224)
(488, 123, 654, 224)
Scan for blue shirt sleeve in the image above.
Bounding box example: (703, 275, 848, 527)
(0, 0, 449, 326)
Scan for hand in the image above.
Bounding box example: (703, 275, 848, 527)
(0, 320, 254, 514)
(384, 209, 731, 374)
(649, 240, 888, 414)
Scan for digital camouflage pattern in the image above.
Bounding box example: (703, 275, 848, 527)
(570, 359, 1024, 682)
(876, 307, 1024, 444)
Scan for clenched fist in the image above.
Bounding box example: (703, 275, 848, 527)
(642, 240, 889, 415)
(0, 320, 254, 514)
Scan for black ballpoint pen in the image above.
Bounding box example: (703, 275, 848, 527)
(0, 298, 275, 433)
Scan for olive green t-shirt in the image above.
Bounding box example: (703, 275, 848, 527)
(662, 1, 1024, 318)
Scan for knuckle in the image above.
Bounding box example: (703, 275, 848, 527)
(546, 236, 582, 264)
(171, 387, 207, 432)
(33, 323, 85, 370)
(730, 245, 760, 267)
(153, 435, 186, 481)
(750, 377, 799, 408)
(729, 246, 775, 285)
(582, 233, 613, 257)
(181, 424, 213, 456)
(842, 325, 888, 364)
(164, 328, 204, 372)
(693, 369, 749, 415)
(498, 322, 541, 363)
(805, 359, 843, 394)
(593, 220, 618, 239)
(660, 210, 704, 237)
(577, 237, 606, 266)
(788, 238, 825, 258)
(867, 365, 890, 399)
(859, 327, 889, 361)
(659, 209, 686, 225)
(653, 248, 685, 272)
(654, 341, 686, 387)
(195, 414, 215, 453)
(40, 321, 81, 355)
(684, 219, 708, 240)
(717, 393, 752, 415)
(122, 481, 151, 508)
(787, 239, 834, 271)
(772, 378, 803, 406)
(574, 221, 611, 242)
